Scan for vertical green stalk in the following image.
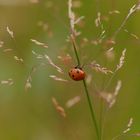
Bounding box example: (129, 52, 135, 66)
(70, 34, 100, 140)
(83, 79, 100, 140)
(70, 35, 81, 66)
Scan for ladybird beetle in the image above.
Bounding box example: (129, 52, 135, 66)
(69, 66, 86, 81)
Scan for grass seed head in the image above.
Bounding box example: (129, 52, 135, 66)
(52, 97, 66, 118)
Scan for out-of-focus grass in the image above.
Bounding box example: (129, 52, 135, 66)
(0, 0, 140, 140)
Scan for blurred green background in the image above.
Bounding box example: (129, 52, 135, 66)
(0, 0, 140, 140)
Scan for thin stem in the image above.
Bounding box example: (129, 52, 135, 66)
(111, 4, 139, 40)
(70, 31, 100, 140)
(68, 1, 100, 136)
(71, 35, 81, 66)
(103, 71, 116, 91)
(112, 133, 127, 140)
(94, 0, 100, 15)
(99, 98, 104, 140)
(83, 79, 100, 140)
(112, 133, 138, 140)
(101, 106, 109, 140)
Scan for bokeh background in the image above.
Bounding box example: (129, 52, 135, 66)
(0, 0, 140, 140)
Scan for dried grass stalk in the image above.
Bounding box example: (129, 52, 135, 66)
(32, 51, 63, 74)
(49, 75, 68, 82)
(95, 12, 101, 27)
(66, 96, 81, 108)
(3, 48, 13, 52)
(90, 61, 113, 75)
(0, 41, 4, 48)
(25, 66, 37, 91)
(44, 55, 64, 74)
(52, 97, 66, 118)
(109, 10, 120, 14)
(112, 2, 140, 39)
(68, 0, 84, 37)
(101, 80, 122, 108)
(6, 26, 14, 38)
(14, 56, 24, 63)
(124, 29, 139, 40)
(123, 118, 133, 134)
(1, 78, 14, 86)
(116, 48, 126, 72)
(30, 39, 48, 48)
(25, 76, 32, 91)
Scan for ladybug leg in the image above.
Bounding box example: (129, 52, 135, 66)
(78, 65, 83, 70)
(74, 65, 79, 69)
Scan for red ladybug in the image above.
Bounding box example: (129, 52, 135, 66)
(69, 66, 86, 81)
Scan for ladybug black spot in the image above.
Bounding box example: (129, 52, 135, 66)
(72, 75, 75, 77)
(77, 70, 79, 73)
